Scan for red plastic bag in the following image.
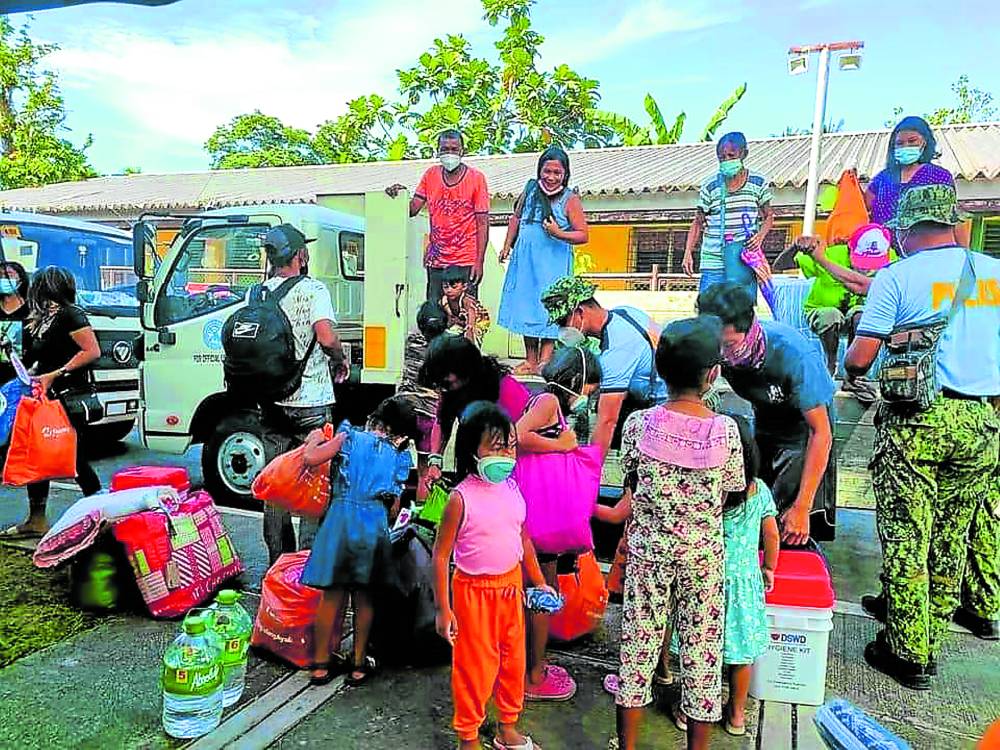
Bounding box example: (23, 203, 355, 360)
(251, 551, 344, 667)
(549, 552, 608, 642)
(251, 423, 332, 518)
(112, 490, 243, 618)
(3, 392, 77, 486)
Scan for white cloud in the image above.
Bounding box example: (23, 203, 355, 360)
(45, 0, 485, 166)
(544, 1, 741, 66)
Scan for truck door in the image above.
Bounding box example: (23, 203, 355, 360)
(141, 221, 270, 448)
(360, 191, 426, 386)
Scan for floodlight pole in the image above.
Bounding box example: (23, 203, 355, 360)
(790, 41, 864, 235)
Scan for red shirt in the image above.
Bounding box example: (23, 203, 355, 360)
(415, 165, 490, 268)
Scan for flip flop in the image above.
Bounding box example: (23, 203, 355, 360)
(492, 735, 539, 750)
(0, 525, 44, 540)
(344, 655, 378, 687)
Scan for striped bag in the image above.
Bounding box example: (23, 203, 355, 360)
(112, 490, 243, 618)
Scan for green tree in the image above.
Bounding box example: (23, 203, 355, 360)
(205, 110, 319, 169)
(0, 17, 96, 189)
(595, 83, 747, 147)
(887, 75, 996, 127)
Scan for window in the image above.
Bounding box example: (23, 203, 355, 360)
(628, 224, 792, 278)
(339, 231, 364, 279)
(982, 218, 1000, 259)
(155, 224, 268, 326)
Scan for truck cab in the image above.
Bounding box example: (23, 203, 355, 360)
(133, 202, 387, 504)
(0, 211, 142, 446)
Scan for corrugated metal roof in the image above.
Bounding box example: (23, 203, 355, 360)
(1, 122, 998, 215)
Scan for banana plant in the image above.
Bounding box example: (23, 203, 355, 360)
(700, 82, 747, 141)
(597, 83, 746, 147)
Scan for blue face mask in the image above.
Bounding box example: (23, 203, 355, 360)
(0, 279, 17, 296)
(477, 455, 516, 484)
(719, 159, 743, 178)
(894, 146, 923, 166)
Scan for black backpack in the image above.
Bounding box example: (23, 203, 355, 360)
(222, 276, 317, 404)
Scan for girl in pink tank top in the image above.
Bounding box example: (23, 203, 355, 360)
(432, 401, 553, 750)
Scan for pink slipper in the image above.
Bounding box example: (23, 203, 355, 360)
(525, 665, 576, 702)
(602, 673, 620, 696)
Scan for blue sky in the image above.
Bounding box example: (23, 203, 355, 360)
(17, 0, 1000, 175)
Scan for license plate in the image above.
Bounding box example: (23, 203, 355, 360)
(106, 402, 127, 416)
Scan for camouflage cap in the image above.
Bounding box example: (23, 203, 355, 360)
(888, 184, 970, 230)
(541, 275, 598, 323)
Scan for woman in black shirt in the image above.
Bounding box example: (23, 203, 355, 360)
(4, 267, 101, 536)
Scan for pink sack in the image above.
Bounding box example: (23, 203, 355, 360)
(515, 444, 603, 555)
(112, 490, 243, 618)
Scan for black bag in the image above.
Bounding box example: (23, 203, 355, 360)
(879, 249, 976, 414)
(222, 276, 317, 404)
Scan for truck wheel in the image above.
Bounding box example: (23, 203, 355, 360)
(202, 413, 267, 508)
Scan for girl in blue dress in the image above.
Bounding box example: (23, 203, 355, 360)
(498, 146, 590, 376)
(720, 415, 780, 735)
(302, 396, 418, 687)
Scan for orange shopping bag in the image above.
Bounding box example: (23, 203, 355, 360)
(3, 392, 77, 486)
(251, 422, 333, 517)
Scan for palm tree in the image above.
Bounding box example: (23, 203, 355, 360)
(596, 83, 747, 146)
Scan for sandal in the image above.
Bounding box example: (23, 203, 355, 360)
(492, 736, 540, 750)
(344, 655, 378, 687)
(722, 702, 746, 736)
(308, 651, 350, 686)
(671, 703, 688, 732)
(0, 525, 45, 540)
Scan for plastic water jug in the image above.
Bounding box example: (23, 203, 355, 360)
(161, 614, 224, 739)
(206, 589, 253, 707)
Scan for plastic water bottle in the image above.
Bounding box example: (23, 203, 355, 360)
(206, 589, 253, 707)
(161, 614, 224, 739)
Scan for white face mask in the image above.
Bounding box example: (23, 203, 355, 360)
(440, 154, 462, 172)
(557, 326, 586, 348)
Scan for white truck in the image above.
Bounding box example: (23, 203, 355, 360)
(0, 211, 142, 446)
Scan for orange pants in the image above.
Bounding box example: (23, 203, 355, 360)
(451, 566, 526, 741)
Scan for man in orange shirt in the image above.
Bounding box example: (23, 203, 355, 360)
(386, 129, 491, 301)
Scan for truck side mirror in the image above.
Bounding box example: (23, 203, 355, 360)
(136, 279, 150, 303)
(132, 220, 154, 278)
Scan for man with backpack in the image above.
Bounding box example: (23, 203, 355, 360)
(223, 223, 345, 564)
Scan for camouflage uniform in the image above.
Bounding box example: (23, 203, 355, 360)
(961, 438, 1000, 620)
(870, 396, 1000, 665)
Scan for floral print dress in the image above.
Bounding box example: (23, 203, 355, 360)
(615, 407, 744, 723)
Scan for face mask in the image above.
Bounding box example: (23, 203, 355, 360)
(570, 394, 589, 415)
(477, 455, 516, 484)
(557, 324, 585, 348)
(719, 159, 743, 178)
(440, 154, 462, 172)
(894, 146, 923, 166)
(299, 263, 309, 277)
(539, 180, 564, 196)
(0, 279, 17, 295)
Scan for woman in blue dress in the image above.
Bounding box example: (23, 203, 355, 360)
(301, 396, 418, 687)
(498, 146, 589, 376)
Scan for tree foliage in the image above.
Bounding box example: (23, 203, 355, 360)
(888, 75, 996, 128)
(594, 83, 746, 147)
(205, 0, 741, 168)
(0, 17, 96, 189)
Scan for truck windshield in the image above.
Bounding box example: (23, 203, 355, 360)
(0, 222, 137, 318)
(155, 223, 269, 327)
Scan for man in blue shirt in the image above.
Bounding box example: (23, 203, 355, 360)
(541, 276, 667, 455)
(697, 282, 837, 547)
(846, 184, 1000, 690)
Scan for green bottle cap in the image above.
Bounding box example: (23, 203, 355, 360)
(216, 590, 239, 605)
(183, 614, 207, 635)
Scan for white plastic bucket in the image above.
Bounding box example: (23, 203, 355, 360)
(749, 603, 834, 706)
